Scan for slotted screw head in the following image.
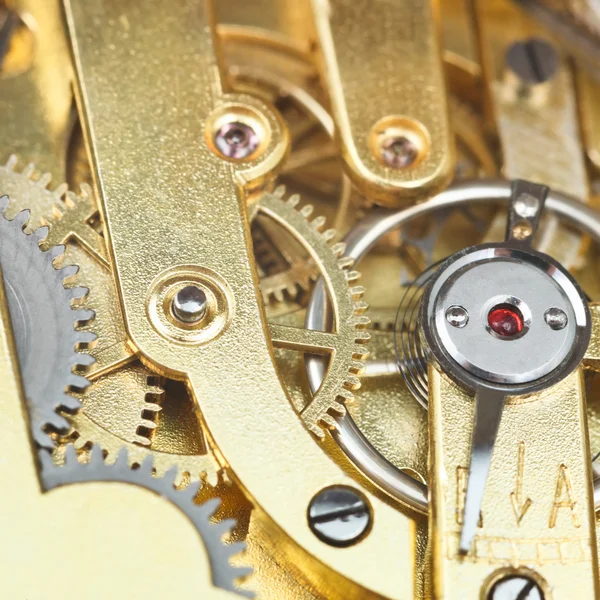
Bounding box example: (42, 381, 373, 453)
(308, 486, 371, 547)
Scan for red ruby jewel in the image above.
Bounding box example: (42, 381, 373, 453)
(487, 305, 524, 338)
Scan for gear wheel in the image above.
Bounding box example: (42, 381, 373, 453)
(256, 187, 370, 436)
(0, 194, 95, 446)
(40, 444, 251, 597)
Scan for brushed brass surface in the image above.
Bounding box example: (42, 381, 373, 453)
(64, 1, 414, 597)
(476, 0, 590, 272)
(429, 366, 599, 598)
(4, 0, 600, 597)
(310, 0, 455, 207)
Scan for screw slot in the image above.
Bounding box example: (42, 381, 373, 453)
(505, 38, 559, 85)
(308, 486, 372, 548)
(487, 574, 544, 599)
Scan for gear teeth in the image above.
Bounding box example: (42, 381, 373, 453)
(41, 444, 252, 596)
(300, 204, 314, 218)
(354, 330, 371, 342)
(322, 228, 336, 242)
(349, 285, 367, 299)
(354, 300, 369, 314)
(287, 193, 300, 208)
(58, 264, 80, 280)
(75, 330, 98, 349)
(162, 466, 180, 489)
(338, 256, 354, 269)
(344, 374, 362, 390)
(68, 286, 90, 300)
(259, 189, 371, 438)
(76, 352, 96, 368)
(38, 172, 52, 188)
(349, 360, 365, 375)
(331, 241, 346, 257)
(319, 413, 338, 430)
(352, 315, 371, 328)
(353, 344, 370, 360)
(32, 225, 49, 242)
(6, 155, 17, 170)
(311, 215, 327, 230)
(73, 308, 95, 326)
(48, 244, 66, 260)
(273, 184, 286, 198)
(345, 270, 361, 283)
(54, 182, 69, 197)
(13, 209, 31, 228)
(22, 163, 35, 178)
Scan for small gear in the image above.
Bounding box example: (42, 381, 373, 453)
(56, 364, 221, 486)
(70, 363, 164, 447)
(0, 195, 95, 446)
(40, 181, 109, 266)
(40, 444, 252, 597)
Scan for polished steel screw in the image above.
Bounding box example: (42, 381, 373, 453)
(544, 307, 568, 331)
(505, 38, 558, 85)
(214, 121, 259, 160)
(308, 486, 371, 547)
(445, 305, 469, 328)
(171, 285, 208, 324)
(487, 575, 543, 599)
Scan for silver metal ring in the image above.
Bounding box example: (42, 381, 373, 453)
(305, 179, 600, 513)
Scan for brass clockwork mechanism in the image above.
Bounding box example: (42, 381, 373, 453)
(5, 0, 600, 599)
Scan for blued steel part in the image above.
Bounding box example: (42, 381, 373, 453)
(0, 0, 72, 177)
(307, 179, 600, 513)
(310, 0, 454, 206)
(64, 1, 415, 597)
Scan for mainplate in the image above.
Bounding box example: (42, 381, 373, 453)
(5, 0, 600, 598)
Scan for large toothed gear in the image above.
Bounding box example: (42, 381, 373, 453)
(0, 195, 95, 446)
(257, 187, 370, 437)
(40, 444, 253, 597)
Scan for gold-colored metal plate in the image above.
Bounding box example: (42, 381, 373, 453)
(429, 366, 599, 598)
(311, 0, 455, 207)
(64, 0, 415, 597)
